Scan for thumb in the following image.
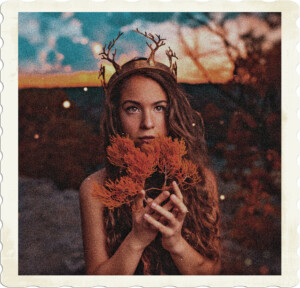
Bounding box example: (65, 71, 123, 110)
(134, 190, 145, 211)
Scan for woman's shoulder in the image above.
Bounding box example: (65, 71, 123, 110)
(80, 168, 107, 199)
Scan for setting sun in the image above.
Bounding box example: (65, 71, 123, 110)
(92, 42, 102, 58)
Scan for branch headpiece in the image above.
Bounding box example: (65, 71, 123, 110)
(98, 29, 178, 95)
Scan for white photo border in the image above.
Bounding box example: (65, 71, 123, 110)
(1, 0, 299, 287)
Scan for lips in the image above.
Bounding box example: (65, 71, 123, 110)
(139, 136, 155, 143)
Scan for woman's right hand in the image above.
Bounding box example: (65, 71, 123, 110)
(129, 190, 171, 250)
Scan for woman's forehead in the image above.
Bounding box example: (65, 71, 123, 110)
(121, 74, 161, 88)
(120, 75, 168, 102)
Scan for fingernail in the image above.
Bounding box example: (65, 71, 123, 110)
(171, 194, 177, 200)
(173, 181, 177, 186)
(151, 202, 157, 208)
(144, 213, 149, 218)
(163, 191, 170, 196)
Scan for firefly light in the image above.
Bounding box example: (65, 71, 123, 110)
(244, 258, 252, 266)
(63, 100, 71, 109)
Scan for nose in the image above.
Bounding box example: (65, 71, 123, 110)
(140, 110, 154, 129)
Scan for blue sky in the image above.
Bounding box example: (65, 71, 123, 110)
(18, 12, 280, 86)
(18, 12, 239, 73)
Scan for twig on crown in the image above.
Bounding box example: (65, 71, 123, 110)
(99, 32, 124, 73)
(166, 47, 178, 77)
(134, 28, 166, 64)
(166, 46, 178, 66)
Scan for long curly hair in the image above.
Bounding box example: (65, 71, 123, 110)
(100, 69, 220, 274)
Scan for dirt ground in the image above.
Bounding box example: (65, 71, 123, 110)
(19, 177, 85, 275)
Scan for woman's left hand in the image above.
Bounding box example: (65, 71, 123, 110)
(143, 181, 188, 254)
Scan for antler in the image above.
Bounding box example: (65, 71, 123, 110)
(134, 28, 166, 64)
(166, 47, 178, 77)
(98, 64, 108, 90)
(99, 32, 124, 74)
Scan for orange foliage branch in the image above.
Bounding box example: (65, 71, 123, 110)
(93, 135, 201, 209)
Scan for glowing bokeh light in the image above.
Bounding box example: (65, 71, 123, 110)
(34, 133, 39, 140)
(220, 194, 225, 200)
(83, 87, 88, 92)
(259, 265, 269, 275)
(92, 43, 102, 56)
(244, 258, 252, 266)
(192, 123, 196, 127)
(63, 100, 71, 109)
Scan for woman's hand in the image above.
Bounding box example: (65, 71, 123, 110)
(129, 189, 171, 251)
(143, 181, 188, 254)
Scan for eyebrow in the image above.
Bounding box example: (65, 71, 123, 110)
(121, 100, 168, 107)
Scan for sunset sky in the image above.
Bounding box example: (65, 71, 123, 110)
(19, 12, 281, 88)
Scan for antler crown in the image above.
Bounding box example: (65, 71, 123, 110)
(98, 29, 178, 94)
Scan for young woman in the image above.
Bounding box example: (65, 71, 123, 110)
(79, 34, 221, 275)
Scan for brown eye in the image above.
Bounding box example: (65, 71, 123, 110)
(154, 105, 166, 112)
(126, 106, 139, 113)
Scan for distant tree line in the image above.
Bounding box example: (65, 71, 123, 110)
(19, 88, 104, 189)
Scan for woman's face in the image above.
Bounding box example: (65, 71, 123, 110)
(119, 75, 168, 146)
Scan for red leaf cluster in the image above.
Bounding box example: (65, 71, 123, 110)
(93, 135, 201, 209)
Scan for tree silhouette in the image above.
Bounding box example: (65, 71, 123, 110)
(179, 13, 281, 274)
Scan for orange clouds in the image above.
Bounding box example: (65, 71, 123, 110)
(19, 65, 233, 88)
(19, 71, 101, 89)
(121, 21, 235, 84)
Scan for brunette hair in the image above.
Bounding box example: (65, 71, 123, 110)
(101, 69, 220, 274)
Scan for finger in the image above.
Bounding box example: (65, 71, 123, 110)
(144, 197, 153, 210)
(148, 196, 170, 218)
(146, 197, 153, 204)
(172, 181, 183, 200)
(162, 200, 174, 211)
(151, 199, 174, 220)
(150, 202, 176, 226)
(144, 190, 170, 214)
(144, 213, 173, 237)
(170, 194, 188, 222)
(133, 190, 145, 212)
(145, 197, 159, 218)
(154, 190, 170, 203)
(156, 200, 174, 222)
(144, 195, 166, 219)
